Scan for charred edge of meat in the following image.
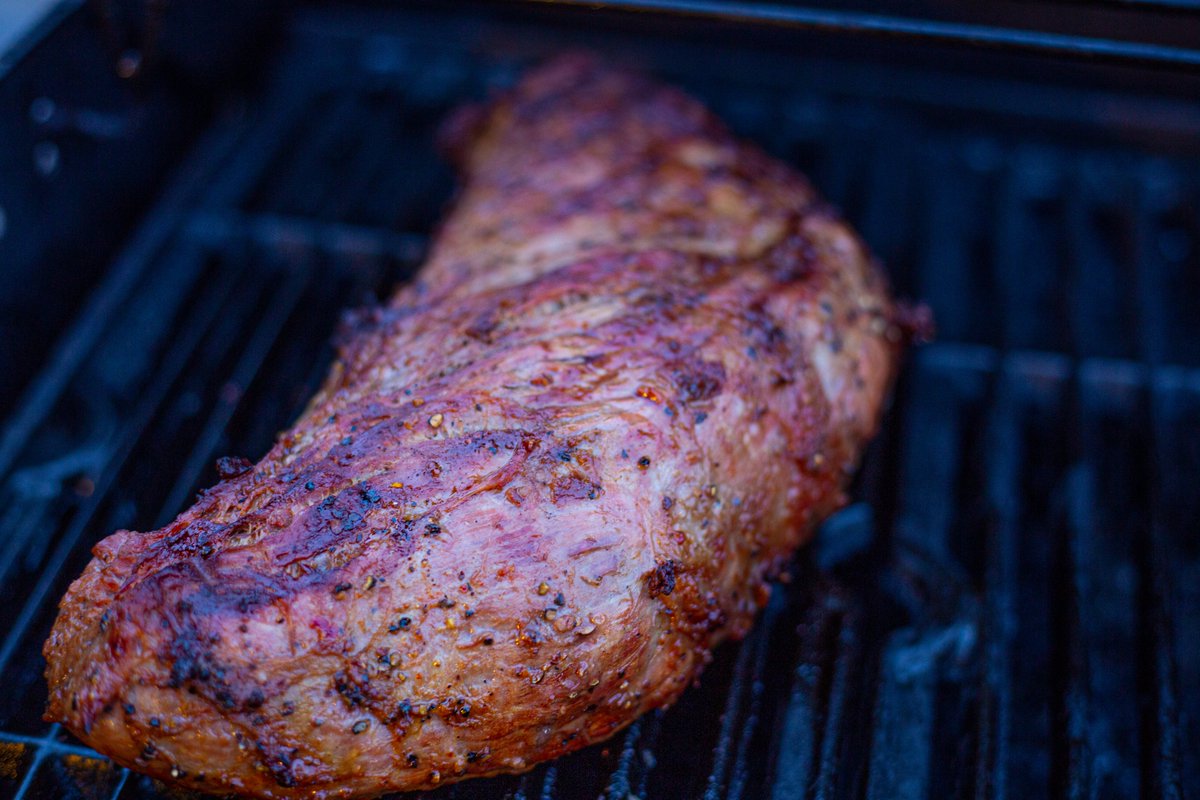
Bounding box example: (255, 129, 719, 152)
(670, 359, 725, 404)
(646, 559, 680, 598)
(214, 456, 253, 481)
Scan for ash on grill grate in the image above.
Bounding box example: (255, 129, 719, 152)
(1, 6, 1199, 800)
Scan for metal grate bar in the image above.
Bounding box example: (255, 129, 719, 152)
(915, 156, 992, 348)
(1068, 361, 1147, 798)
(1133, 172, 1200, 367)
(0, 249, 246, 680)
(602, 716, 655, 800)
(700, 625, 761, 799)
(0, 244, 213, 600)
(520, 0, 1200, 70)
(9, 726, 62, 800)
(150, 255, 314, 522)
(810, 598, 858, 800)
(977, 357, 1022, 800)
(1149, 369, 1200, 795)
(323, 100, 413, 224)
(0, 730, 96, 759)
(1062, 163, 1139, 362)
(105, 767, 130, 800)
(720, 615, 774, 800)
(892, 346, 994, 559)
(994, 152, 1068, 354)
(250, 92, 364, 216)
(767, 589, 851, 800)
(0, 122, 246, 484)
(202, 89, 325, 211)
(184, 210, 429, 262)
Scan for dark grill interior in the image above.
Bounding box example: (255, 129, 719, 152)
(1, 3, 1198, 799)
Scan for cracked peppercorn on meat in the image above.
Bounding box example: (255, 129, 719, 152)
(44, 55, 910, 798)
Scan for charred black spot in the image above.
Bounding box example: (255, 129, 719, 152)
(257, 741, 297, 787)
(245, 689, 265, 709)
(406, 753, 420, 768)
(672, 360, 725, 404)
(334, 671, 368, 707)
(647, 559, 680, 598)
(167, 630, 219, 689)
(266, 758, 296, 787)
(395, 518, 416, 541)
(215, 456, 253, 480)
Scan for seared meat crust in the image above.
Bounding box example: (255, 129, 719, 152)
(44, 55, 904, 798)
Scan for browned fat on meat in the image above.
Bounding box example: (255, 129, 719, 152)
(44, 54, 914, 798)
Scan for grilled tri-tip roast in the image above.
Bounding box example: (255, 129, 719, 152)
(44, 55, 912, 798)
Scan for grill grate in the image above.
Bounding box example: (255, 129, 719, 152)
(2, 5, 1199, 799)
(514, 0, 1200, 71)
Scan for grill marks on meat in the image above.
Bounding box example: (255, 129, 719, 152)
(43, 55, 904, 798)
